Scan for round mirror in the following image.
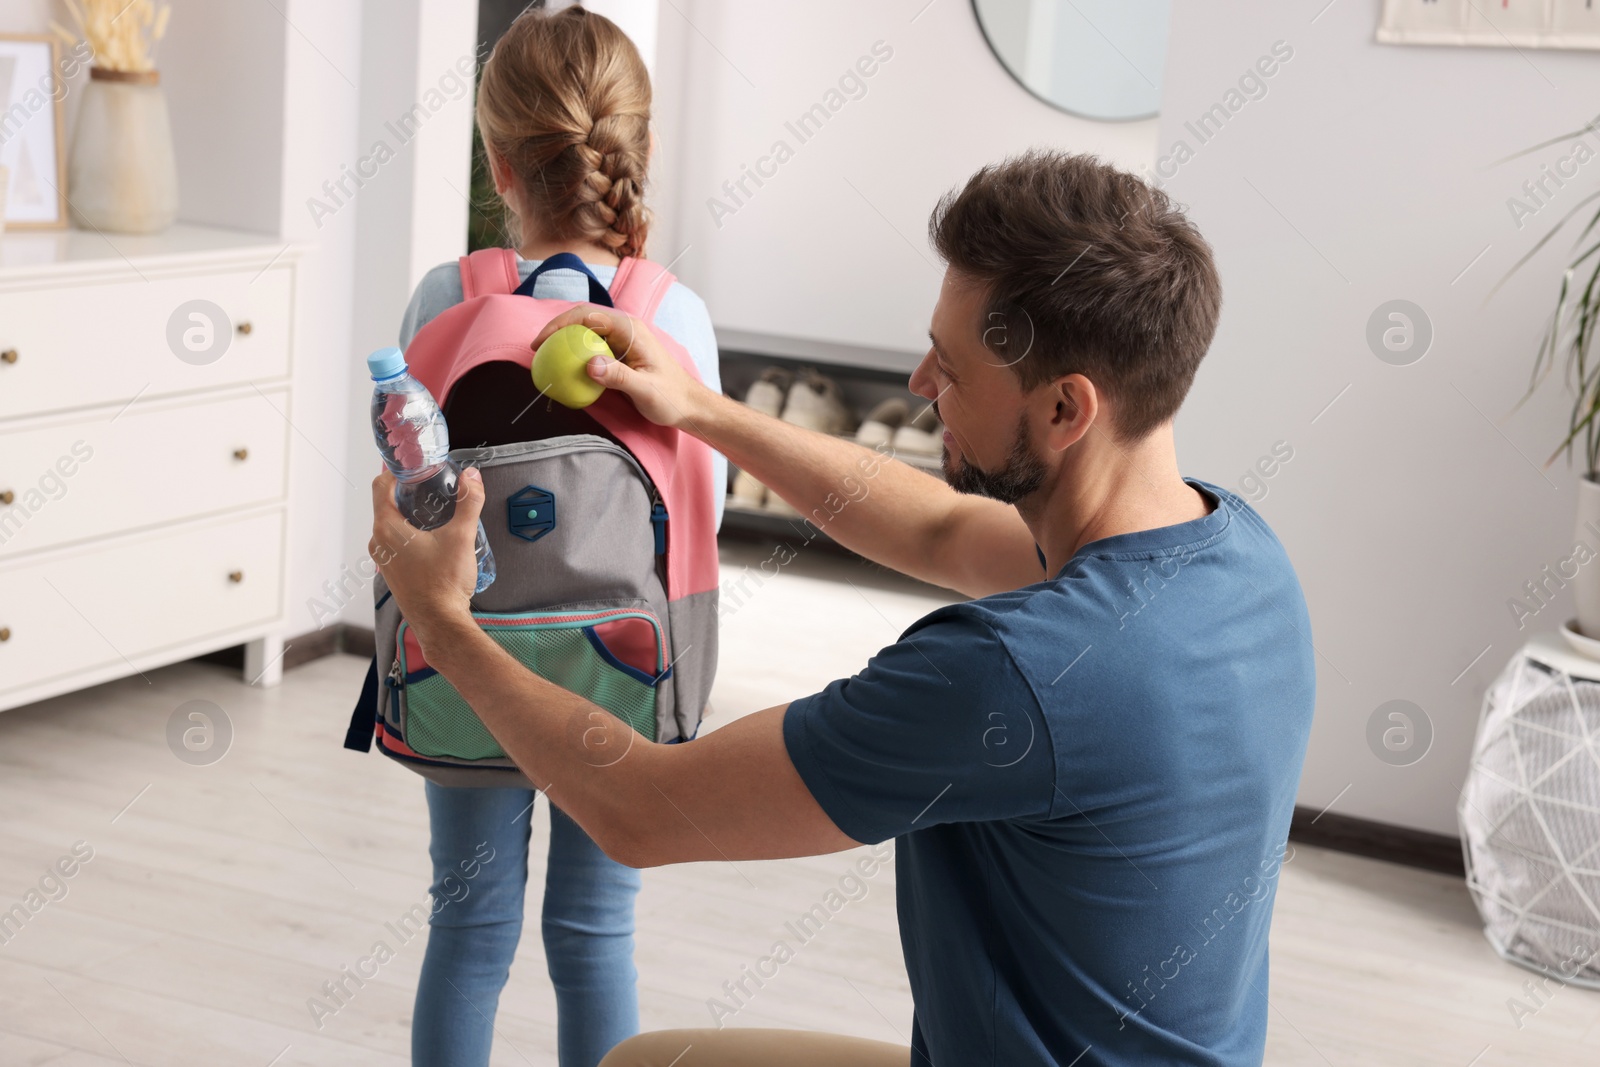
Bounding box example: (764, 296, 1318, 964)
(972, 0, 1171, 122)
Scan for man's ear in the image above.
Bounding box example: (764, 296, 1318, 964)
(1045, 374, 1099, 452)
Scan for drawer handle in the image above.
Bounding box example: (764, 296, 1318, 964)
(233, 447, 249, 461)
(0, 627, 9, 642)
(0, 349, 15, 364)
(228, 570, 244, 583)
(236, 322, 253, 336)
(0, 490, 12, 505)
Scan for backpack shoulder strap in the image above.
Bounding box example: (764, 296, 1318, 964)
(343, 656, 379, 752)
(458, 247, 521, 300)
(609, 257, 676, 322)
(583, 255, 717, 603)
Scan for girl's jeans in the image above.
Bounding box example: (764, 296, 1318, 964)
(412, 782, 641, 1067)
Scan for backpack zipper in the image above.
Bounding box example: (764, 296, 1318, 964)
(452, 435, 652, 485)
(398, 606, 669, 678)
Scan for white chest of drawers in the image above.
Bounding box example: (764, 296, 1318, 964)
(0, 225, 301, 712)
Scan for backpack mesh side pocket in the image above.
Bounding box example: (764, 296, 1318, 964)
(397, 608, 667, 760)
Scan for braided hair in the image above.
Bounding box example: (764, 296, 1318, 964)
(476, 5, 651, 259)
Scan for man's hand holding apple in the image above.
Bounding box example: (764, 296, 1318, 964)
(531, 307, 713, 432)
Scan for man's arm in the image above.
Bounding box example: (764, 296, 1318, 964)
(371, 471, 858, 867)
(533, 308, 1043, 599)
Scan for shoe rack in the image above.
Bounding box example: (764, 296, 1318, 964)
(716, 336, 945, 555)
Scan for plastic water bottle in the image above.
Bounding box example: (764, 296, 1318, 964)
(367, 346, 496, 593)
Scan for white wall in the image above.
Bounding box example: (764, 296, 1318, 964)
(273, 0, 367, 641)
(163, 2, 287, 236)
(649, 0, 1159, 361)
(1160, 0, 1600, 834)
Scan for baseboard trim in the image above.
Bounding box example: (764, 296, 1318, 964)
(341, 625, 375, 659)
(197, 624, 376, 672)
(282, 626, 342, 671)
(1289, 806, 1463, 877)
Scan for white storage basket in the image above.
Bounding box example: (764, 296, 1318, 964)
(1460, 641, 1600, 988)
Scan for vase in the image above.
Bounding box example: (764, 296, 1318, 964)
(1575, 476, 1600, 638)
(67, 67, 178, 234)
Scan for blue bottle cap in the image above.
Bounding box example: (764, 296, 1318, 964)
(367, 346, 408, 381)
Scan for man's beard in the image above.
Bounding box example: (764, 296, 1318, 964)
(941, 410, 1048, 504)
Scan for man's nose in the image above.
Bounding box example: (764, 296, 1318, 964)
(908, 350, 938, 400)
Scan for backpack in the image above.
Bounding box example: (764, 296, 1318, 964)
(343, 249, 720, 788)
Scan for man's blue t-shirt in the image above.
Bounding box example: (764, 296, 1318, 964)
(783, 481, 1315, 1066)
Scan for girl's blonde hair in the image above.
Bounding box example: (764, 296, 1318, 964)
(476, 5, 651, 258)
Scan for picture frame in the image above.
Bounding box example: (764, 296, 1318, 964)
(0, 34, 70, 231)
(1378, 0, 1600, 52)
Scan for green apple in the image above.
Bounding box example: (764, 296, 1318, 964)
(533, 324, 614, 409)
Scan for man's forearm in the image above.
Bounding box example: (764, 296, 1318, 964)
(683, 386, 989, 587)
(415, 612, 667, 863)
(409, 609, 858, 865)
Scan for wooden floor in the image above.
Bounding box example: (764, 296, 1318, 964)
(2, 542, 1597, 1065)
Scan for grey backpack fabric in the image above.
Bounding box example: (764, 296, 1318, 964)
(358, 435, 717, 788)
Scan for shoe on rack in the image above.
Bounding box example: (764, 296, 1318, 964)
(780, 368, 854, 436)
(855, 397, 909, 449)
(891, 403, 943, 456)
(743, 367, 793, 418)
(730, 468, 767, 509)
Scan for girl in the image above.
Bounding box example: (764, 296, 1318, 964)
(396, 7, 725, 1065)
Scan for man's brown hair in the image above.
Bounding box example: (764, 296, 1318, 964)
(929, 150, 1222, 441)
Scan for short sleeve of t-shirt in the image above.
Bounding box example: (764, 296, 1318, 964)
(782, 606, 1055, 844)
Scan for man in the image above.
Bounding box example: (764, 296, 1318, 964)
(370, 150, 1316, 1066)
